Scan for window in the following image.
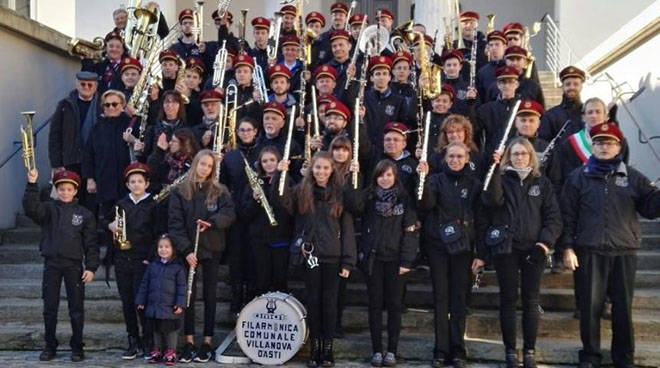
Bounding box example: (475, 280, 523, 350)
(2, 0, 30, 17)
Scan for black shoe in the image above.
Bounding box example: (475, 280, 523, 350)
(39, 349, 56, 361)
(71, 350, 84, 362)
(321, 338, 334, 367)
(452, 358, 467, 368)
(523, 349, 537, 368)
(307, 338, 321, 367)
(194, 343, 214, 362)
(178, 343, 196, 363)
(230, 284, 244, 313)
(505, 349, 518, 368)
(122, 335, 138, 360)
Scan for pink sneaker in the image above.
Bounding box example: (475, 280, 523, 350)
(147, 348, 162, 364)
(163, 349, 177, 366)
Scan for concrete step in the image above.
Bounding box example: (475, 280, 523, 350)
(2, 322, 660, 367)
(2, 297, 660, 343)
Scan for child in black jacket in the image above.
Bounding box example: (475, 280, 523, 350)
(349, 159, 418, 367)
(23, 169, 99, 362)
(275, 151, 356, 368)
(136, 235, 186, 365)
(168, 149, 236, 362)
(239, 146, 293, 296)
(105, 162, 159, 359)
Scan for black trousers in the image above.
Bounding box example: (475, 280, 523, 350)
(184, 258, 220, 337)
(305, 262, 341, 340)
(576, 251, 636, 367)
(366, 260, 406, 354)
(426, 245, 472, 360)
(493, 249, 545, 351)
(42, 257, 85, 351)
(252, 243, 289, 296)
(115, 256, 149, 339)
(227, 223, 253, 286)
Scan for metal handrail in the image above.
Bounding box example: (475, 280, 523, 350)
(541, 13, 583, 87)
(0, 118, 52, 170)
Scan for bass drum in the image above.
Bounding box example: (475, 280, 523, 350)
(235, 292, 308, 365)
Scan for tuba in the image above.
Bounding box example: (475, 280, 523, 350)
(389, 21, 415, 53)
(266, 12, 284, 63)
(128, 2, 160, 59)
(358, 24, 390, 55)
(122, 0, 142, 49)
(67, 37, 106, 61)
(20, 111, 37, 172)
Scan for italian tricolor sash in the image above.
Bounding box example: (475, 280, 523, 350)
(568, 129, 592, 164)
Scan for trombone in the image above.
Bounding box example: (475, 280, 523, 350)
(20, 111, 37, 172)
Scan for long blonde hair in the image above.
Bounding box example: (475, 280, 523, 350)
(179, 149, 229, 206)
(499, 137, 541, 177)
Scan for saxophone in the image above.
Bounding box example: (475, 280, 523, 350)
(417, 32, 442, 100)
(114, 206, 132, 251)
(154, 171, 189, 202)
(243, 156, 278, 226)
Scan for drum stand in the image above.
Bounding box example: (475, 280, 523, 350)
(215, 329, 251, 364)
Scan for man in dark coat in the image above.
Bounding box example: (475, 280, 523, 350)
(539, 66, 586, 142)
(561, 122, 660, 368)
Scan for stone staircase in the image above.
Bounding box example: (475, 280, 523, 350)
(538, 70, 563, 109)
(1, 216, 660, 366)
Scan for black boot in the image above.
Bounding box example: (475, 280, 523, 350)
(39, 348, 56, 361)
(505, 349, 518, 368)
(321, 338, 334, 367)
(307, 338, 321, 367)
(523, 349, 537, 368)
(142, 334, 153, 360)
(230, 284, 243, 313)
(122, 335, 138, 360)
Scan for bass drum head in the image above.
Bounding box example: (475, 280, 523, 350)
(235, 292, 308, 365)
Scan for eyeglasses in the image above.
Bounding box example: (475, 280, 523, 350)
(511, 151, 530, 157)
(103, 102, 121, 108)
(79, 82, 96, 88)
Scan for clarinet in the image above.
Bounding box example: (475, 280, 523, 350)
(539, 119, 571, 167)
(186, 220, 203, 308)
(469, 33, 478, 88)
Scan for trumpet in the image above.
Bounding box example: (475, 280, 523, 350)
(225, 84, 238, 149)
(239, 9, 249, 54)
(217, 0, 232, 19)
(193, 1, 205, 46)
(253, 65, 268, 104)
(114, 206, 132, 251)
(267, 12, 284, 64)
(20, 111, 37, 172)
(212, 40, 228, 88)
(175, 56, 190, 104)
(243, 155, 278, 226)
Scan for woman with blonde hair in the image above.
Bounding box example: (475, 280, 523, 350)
(477, 137, 562, 368)
(168, 149, 236, 363)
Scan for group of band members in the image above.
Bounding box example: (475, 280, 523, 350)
(23, 1, 659, 367)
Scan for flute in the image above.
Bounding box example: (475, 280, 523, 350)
(186, 220, 204, 308)
(311, 85, 320, 137)
(417, 112, 431, 200)
(352, 98, 360, 189)
(482, 100, 521, 191)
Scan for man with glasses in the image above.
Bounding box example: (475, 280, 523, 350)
(377, 122, 418, 199)
(560, 122, 660, 368)
(48, 71, 100, 208)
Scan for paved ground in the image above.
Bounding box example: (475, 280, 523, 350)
(0, 350, 573, 367)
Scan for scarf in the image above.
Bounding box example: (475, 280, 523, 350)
(505, 166, 533, 181)
(166, 153, 190, 183)
(80, 95, 99, 146)
(374, 187, 402, 217)
(586, 155, 622, 178)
